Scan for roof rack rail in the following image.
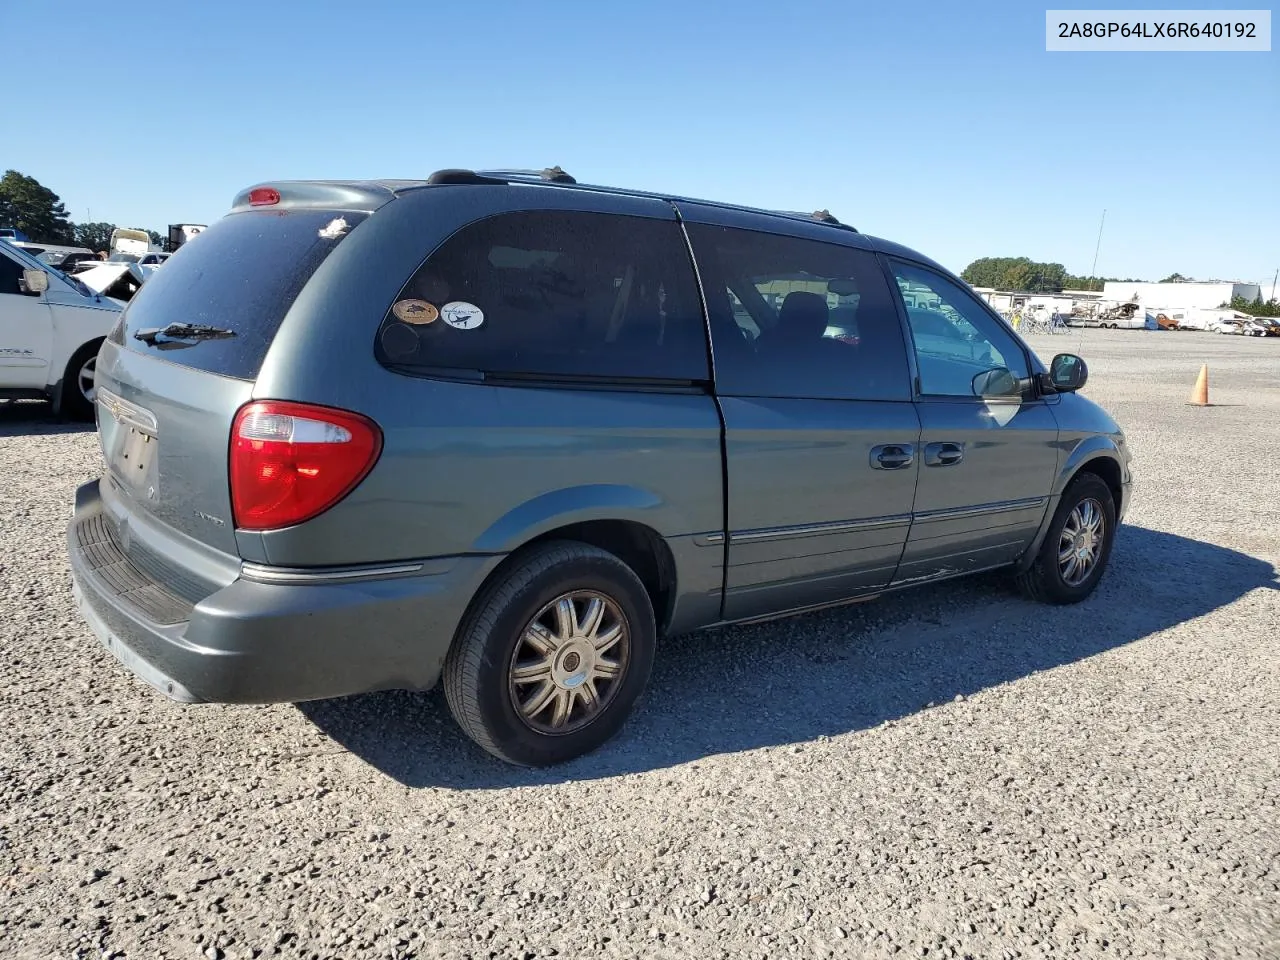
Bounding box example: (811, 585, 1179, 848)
(772, 208, 857, 232)
(425, 169, 507, 185)
(426, 167, 576, 186)
(477, 166, 578, 184)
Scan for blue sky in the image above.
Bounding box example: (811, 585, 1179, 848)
(8, 1, 1277, 286)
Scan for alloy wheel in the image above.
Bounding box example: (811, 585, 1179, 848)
(508, 591, 630, 735)
(1058, 498, 1105, 586)
(78, 356, 97, 404)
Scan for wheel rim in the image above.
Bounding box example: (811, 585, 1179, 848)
(1058, 498, 1105, 587)
(508, 591, 630, 735)
(78, 356, 97, 404)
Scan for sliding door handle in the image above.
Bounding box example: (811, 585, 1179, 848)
(924, 441, 965, 466)
(870, 443, 915, 470)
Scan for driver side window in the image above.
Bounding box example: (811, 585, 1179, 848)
(0, 254, 25, 296)
(891, 261, 1028, 397)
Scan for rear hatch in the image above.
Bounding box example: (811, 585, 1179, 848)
(95, 203, 371, 563)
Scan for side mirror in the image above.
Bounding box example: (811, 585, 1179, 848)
(1048, 353, 1088, 393)
(972, 366, 1021, 398)
(20, 269, 49, 295)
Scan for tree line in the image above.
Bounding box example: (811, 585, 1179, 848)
(959, 256, 1143, 293)
(0, 170, 163, 252)
(961, 256, 1279, 316)
(1227, 295, 1280, 318)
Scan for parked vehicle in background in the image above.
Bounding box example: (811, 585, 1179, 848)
(1253, 317, 1280, 337)
(1155, 313, 1181, 330)
(1209, 316, 1269, 336)
(67, 168, 1131, 767)
(0, 227, 31, 242)
(166, 223, 207, 252)
(7, 242, 99, 273)
(0, 239, 121, 419)
(74, 262, 149, 302)
(1093, 302, 1142, 329)
(106, 228, 163, 264)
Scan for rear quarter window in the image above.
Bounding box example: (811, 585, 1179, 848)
(374, 210, 710, 384)
(121, 209, 367, 380)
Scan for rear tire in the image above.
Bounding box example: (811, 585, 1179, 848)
(1016, 473, 1117, 605)
(60, 342, 101, 422)
(443, 541, 656, 766)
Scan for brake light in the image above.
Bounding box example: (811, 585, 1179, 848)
(230, 401, 382, 531)
(248, 187, 281, 206)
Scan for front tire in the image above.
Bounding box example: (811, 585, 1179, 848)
(1016, 473, 1117, 605)
(443, 541, 656, 766)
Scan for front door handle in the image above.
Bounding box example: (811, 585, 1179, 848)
(870, 443, 915, 470)
(924, 441, 965, 467)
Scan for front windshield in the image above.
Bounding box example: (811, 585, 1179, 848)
(107, 252, 140, 263)
(1, 239, 97, 299)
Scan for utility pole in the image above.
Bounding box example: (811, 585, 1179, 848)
(1089, 209, 1107, 291)
(1271, 267, 1277, 303)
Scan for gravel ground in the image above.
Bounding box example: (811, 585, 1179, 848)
(2, 329, 1277, 960)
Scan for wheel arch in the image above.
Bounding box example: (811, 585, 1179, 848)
(50, 336, 106, 415)
(468, 487, 684, 637)
(1016, 445, 1127, 574)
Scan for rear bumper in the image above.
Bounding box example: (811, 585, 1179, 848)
(68, 480, 501, 704)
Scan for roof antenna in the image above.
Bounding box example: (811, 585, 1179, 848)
(541, 166, 576, 184)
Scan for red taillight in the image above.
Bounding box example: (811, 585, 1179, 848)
(230, 401, 382, 531)
(248, 187, 281, 206)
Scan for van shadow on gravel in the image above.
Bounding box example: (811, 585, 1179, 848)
(0, 400, 94, 436)
(299, 525, 1277, 789)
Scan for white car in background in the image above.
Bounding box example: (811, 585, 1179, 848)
(0, 240, 122, 420)
(1208, 316, 1268, 336)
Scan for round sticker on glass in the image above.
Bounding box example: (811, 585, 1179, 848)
(392, 300, 439, 325)
(441, 301, 485, 330)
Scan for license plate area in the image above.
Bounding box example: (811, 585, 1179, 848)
(98, 390, 160, 500)
(107, 425, 159, 498)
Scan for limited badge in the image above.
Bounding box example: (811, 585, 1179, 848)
(441, 301, 485, 330)
(391, 300, 439, 325)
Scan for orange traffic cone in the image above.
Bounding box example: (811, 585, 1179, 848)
(1187, 364, 1210, 406)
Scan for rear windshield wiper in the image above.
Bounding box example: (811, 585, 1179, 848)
(134, 322, 237, 345)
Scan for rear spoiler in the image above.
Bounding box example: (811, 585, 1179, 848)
(230, 180, 406, 214)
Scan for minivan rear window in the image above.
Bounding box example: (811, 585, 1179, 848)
(120, 209, 367, 380)
(374, 210, 710, 384)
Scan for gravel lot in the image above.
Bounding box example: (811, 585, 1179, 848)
(2, 329, 1277, 960)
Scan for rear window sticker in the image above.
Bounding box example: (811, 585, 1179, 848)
(317, 217, 350, 240)
(441, 301, 485, 330)
(392, 300, 439, 324)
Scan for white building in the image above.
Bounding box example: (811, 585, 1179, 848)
(1101, 280, 1261, 311)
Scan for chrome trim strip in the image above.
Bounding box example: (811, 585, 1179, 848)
(95, 387, 158, 433)
(911, 497, 1048, 524)
(239, 560, 425, 584)
(731, 514, 912, 544)
(694, 533, 725, 547)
